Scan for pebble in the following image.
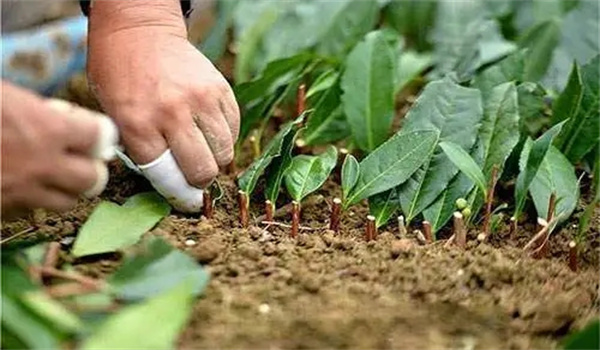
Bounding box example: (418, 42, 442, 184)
(185, 239, 197, 247)
(390, 239, 414, 258)
(258, 303, 270, 314)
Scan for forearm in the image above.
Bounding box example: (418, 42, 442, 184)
(88, 0, 187, 39)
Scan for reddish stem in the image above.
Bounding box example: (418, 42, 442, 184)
(43, 242, 61, 270)
(45, 282, 100, 298)
(265, 200, 274, 222)
(365, 215, 376, 241)
(568, 241, 578, 272)
(453, 212, 466, 249)
(330, 198, 342, 232)
(483, 165, 499, 237)
(422, 221, 433, 243)
(291, 201, 301, 238)
(203, 190, 213, 219)
(34, 266, 104, 289)
(238, 191, 249, 228)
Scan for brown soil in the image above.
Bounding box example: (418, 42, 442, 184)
(2, 157, 599, 350)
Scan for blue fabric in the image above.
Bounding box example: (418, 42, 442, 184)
(1, 16, 88, 95)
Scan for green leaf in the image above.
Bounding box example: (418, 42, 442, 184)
(472, 50, 527, 97)
(1, 293, 60, 350)
(20, 291, 83, 333)
(238, 117, 302, 196)
(514, 121, 566, 218)
(554, 56, 600, 163)
(108, 237, 209, 301)
(303, 81, 351, 146)
(543, 0, 600, 91)
(529, 145, 579, 222)
(474, 82, 521, 177)
(306, 69, 338, 99)
(518, 19, 561, 82)
(517, 82, 549, 136)
(342, 30, 396, 152)
(284, 146, 338, 202)
(200, 0, 238, 62)
(264, 126, 298, 204)
(369, 189, 399, 228)
(423, 172, 474, 233)
(341, 154, 359, 202)
(81, 279, 195, 350)
(439, 141, 487, 199)
(396, 50, 432, 93)
(431, 1, 515, 80)
(346, 130, 439, 207)
(562, 319, 600, 350)
(398, 79, 483, 222)
(551, 63, 583, 126)
(72, 192, 171, 258)
(383, 0, 437, 51)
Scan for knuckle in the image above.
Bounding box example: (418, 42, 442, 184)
(189, 161, 219, 187)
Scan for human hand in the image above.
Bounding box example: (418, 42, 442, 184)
(87, 27, 240, 212)
(1, 82, 118, 219)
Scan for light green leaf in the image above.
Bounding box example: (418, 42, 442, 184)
(551, 63, 583, 126)
(514, 121, 566, 218)
(368, 189, 399, 228)
(109, 237, 209, 301)
(81, 279, 195, 350)
(554, 56, 600, 164)
(439, 141, 487, 199)
(284, 146, 338, 202)
(518, 19, 561, 82)
(306, 69, 338, 99)
(346, 130, 439, 207)
(529, 146, 579, 222)
(72, 192, 171, 257)
(397, 79, 483, 222)
(264, 126, 298, 204)
(238, 117, 302, 196)
(423, 172, 474, 233)
(20, 291, 83, 333)
(396, 50, 432, 93)
(303, 81, 351, 146)
(200, 0, 238, 62)
(341, 154, 360, 203)
(342, 30, 396, 152)
(472, 50, 527, 98)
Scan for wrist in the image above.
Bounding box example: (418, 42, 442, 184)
(88, 0, 187, 39)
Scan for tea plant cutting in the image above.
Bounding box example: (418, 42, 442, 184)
(2, 0, 599, 348)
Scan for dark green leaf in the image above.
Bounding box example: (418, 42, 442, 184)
(284, 146, 338, 202)
(439, 141, 487, 199)
(472, 50, 527, 97)
(303, 81, 351, 146)
(342, 30, 396, 152)
(72, 192, 171, 258)
(517, 82, 549, 136)
(109, 237, 209, 301)
(528, 145, 579, 222)
(514, 121, 566, 218)
(518, 19, 561, 82)
(341, 154, 360, 202)
(81, 279, 195, 350)
(264, 126, 298, 204)
(369, 189, 399, 228)
(555, 56, 600, 163)
(423, 172, 474, 233)
(551, 63, 583, 126)
(398, 79, 483, 222)
(562, 319, 600, 350)
(383, 0, 437, 51)
(306, 69, 338, 99)
(346, 130, 439, 207)
(238, 117, 303, 196)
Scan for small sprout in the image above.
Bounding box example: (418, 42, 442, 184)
(365, 215, 376, 241)
(461, 207, 472, 218)
(329, 198, 342, 232)
(490, 213, 504, 234)
(398, 215, 407, 238)
(568, 240, 578, 272)
(455, 198, 468, 210)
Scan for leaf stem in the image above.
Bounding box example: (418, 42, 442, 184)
(291, 201, 301, 238)
(238, 190, 249, 227)
(482, 165, 499, 239)
(265, 200, 274, 222)
(329, 198, 342, 232)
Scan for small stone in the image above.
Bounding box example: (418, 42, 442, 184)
(239, 243, 261, 261)
(258, 303, 270, 314)
(390, 239, 414, 258)
(196, 240, 223, 264)
(185, 239, 197, 247)
(457, 269, 465, 276)
(301, 277, 321, 293)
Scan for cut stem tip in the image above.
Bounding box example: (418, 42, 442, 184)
(330, 198, 342, 232)
(365, 215, 376, 242)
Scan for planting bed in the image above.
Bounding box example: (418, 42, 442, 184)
(3, 152, 598, 349)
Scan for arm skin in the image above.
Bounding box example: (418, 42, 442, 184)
(86, 0, 240, 190)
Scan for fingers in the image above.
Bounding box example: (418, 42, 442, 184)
(46, 156, 104, 196)
(218, 88, 241, 142)
(191, 107, 234, 168)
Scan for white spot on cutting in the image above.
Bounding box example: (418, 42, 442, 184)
(457, 269, 465, 277)
(258, 303, 270, 314)
(185, 239, 197, 247)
